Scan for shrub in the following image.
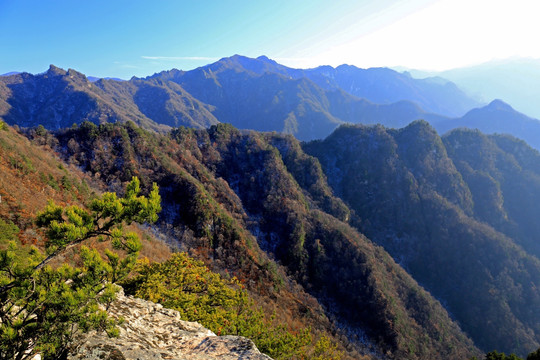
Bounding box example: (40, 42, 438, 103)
(124, 253, 320, 360)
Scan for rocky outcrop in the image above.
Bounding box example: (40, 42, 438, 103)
(68, 288, 272, 360)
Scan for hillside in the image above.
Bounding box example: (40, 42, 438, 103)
(0, 122, 350, 359)
(36, 121, 479, 359)
(304, 121, 540, 356)
(443, 128, 540, 260)
(39, 121, 365, 359)
(7, 109, 540, 358)
(0, 123, 287, 359)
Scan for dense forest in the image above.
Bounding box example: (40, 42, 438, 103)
(304, 121, 540, 355)
(1, 120, 484, 359)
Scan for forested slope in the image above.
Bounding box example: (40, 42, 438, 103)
(304, 121, 540, 356)
(40, 121, 479, 359)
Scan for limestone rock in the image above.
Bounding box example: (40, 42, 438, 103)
(68, 288, 272, 360)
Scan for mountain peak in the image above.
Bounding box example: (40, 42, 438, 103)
(487, 99, 514, 111)
(256, 55, 276, 64)
(67, 68, 87, 79)
(47, 64, 67, 76)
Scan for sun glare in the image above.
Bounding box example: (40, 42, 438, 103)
(305, 0, 540, 70)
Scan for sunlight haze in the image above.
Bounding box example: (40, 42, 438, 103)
(1, 0, 539, 77)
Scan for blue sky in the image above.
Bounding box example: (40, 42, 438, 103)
(1, 0, 539, 78)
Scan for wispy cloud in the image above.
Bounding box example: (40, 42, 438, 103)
(141, 56, 218, 61)
(120, 64, 140, 69)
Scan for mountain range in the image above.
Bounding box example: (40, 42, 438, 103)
(0, 65, 216, 132)
(3, 55, 540, 358)
(3, 55, 540, 150)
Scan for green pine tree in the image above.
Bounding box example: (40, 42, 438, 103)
(0, 176, 160, 360)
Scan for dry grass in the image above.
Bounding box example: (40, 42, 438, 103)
(0, 125, 171, 263)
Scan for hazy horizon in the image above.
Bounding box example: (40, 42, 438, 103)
(3, 0, 540, 79)
(4, 54, 540, 84)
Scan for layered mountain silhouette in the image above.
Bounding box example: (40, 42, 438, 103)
(433, 99, 540, 149)
(411, 57, 540, 120)
(241, 55, 480, 117)
(147, 56, 445, 140)
(3, 55, 540, 151)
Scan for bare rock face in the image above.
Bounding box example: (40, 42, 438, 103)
(68, 288, 272, 360)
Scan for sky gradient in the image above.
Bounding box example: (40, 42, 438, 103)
(2, 0, 540, 79)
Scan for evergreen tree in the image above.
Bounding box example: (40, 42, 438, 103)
(0, 177, 160, 360)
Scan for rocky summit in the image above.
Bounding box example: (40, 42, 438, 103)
(68, 287, 272, 360)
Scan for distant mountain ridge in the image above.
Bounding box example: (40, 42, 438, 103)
(149, 55, 540, 148)
(0, 65, 217, 131)
(408, 58, 540, 120)
(87, 75, 125, 82)
(183, 55, 481, 117)
(263, 56, 480, 117)
(0, 71, 21, 76)
(433, 99, 540, 149)
(2, 55, 540, 151)
(149, 55, 455, 140)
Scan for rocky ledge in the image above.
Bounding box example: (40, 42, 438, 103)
(68, 288, 273, 360)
